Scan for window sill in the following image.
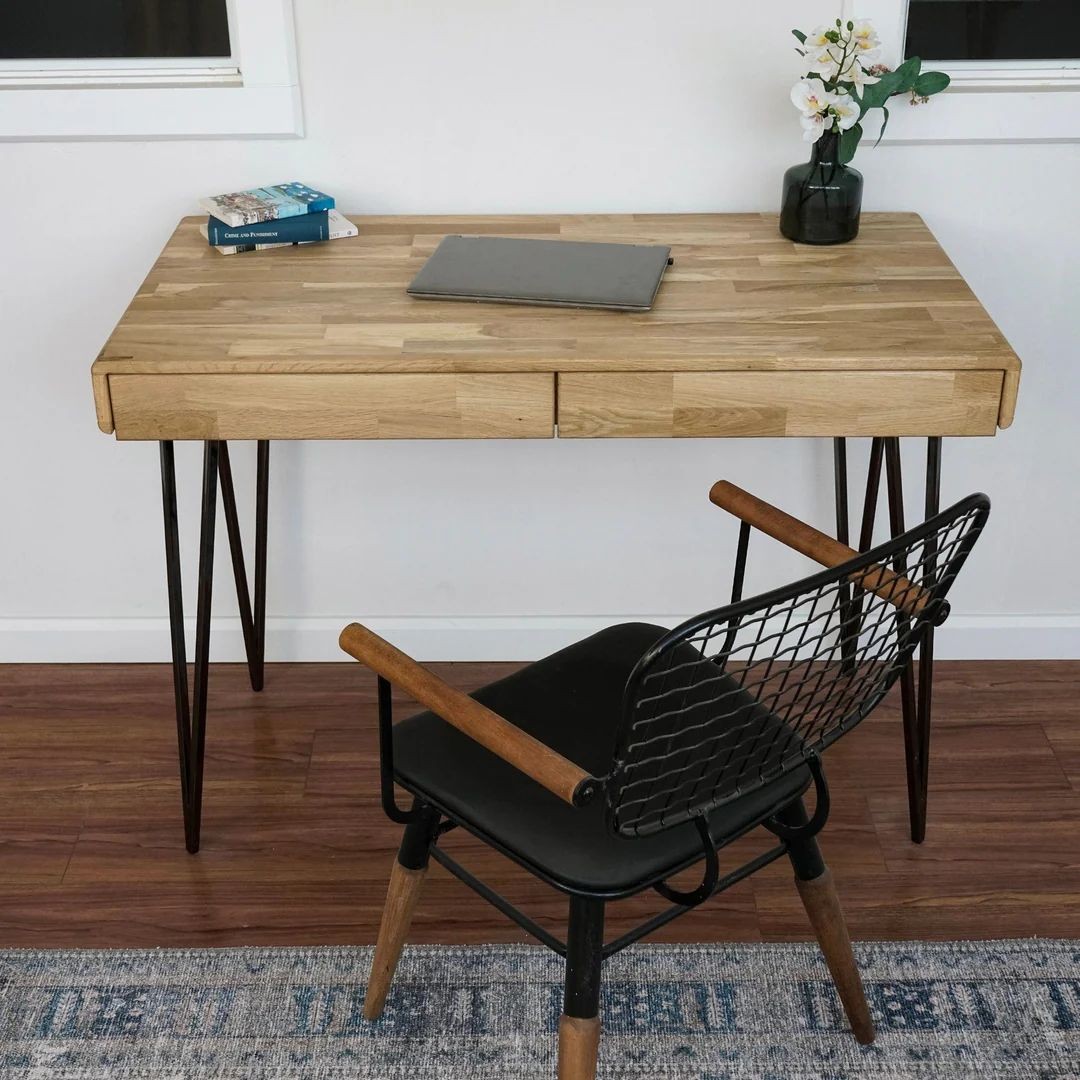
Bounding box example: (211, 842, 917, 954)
(0, 83, 303, 141)
(945, 65, 1080, 92)
(871, 82, 1080, 145)
(0, 0, 301, 140)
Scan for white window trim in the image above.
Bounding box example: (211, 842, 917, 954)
(0, 0, 302, 141)
(842, 0, 1080, 142)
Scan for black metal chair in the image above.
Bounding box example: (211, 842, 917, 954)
(340, 480, 989, 1080)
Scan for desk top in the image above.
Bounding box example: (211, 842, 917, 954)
(92, 213, 1021, 439)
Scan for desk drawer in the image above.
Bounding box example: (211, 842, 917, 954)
(557, 371, 1003, 438)
(108, 373, 555, 441)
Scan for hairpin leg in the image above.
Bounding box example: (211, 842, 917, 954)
(159, 439, 269, 853)
(218, 441, 270, 691)
(187, 441, 219, 854)
(845, 436, 885, 640)
(884, 438, 926, 843)
(858, 438, 884, 555)
(253, 440, 269, 691)
(914, 437, 942, 840)
(160, 441, 191, 833)
(833, 439, 857, 671)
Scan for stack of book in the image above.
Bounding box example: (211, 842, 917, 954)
(198, 182, 358, 255)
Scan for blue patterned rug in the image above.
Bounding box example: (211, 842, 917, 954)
(1, 940, 1078, 1078)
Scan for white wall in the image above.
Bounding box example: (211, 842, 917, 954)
(1, 0, 1078, 662)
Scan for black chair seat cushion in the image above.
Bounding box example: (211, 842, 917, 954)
(392, 622, 811, 896)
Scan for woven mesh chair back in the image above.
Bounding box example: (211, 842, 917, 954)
(606, 494, 989, 838)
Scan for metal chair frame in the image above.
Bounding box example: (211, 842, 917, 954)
(347, 486, 990, 1073)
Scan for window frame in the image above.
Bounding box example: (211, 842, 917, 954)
(843, 0, 1080, 142)
(0, 0, 302, 141)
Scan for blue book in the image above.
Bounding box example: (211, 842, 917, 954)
(206, 211, 330, 247)
(199, 182, 335, 227)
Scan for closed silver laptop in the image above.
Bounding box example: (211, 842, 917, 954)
(407, 235, 672, 312)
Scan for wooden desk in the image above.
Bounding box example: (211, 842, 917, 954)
(91, 213, 1021, 852)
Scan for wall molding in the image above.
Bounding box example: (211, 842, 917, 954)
(2, 613, 1078, 663)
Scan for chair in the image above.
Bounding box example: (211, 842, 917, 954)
(339, 480, 989, 1079)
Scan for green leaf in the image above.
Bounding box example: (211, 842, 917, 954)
(874, 104, 890, 147)
(913, 70, 951, 97)
(857, 56, 924, 118)
(856, 77, 894, 115)
(839, 124, 863, 165)
(891, 56, 922, 93)
(791, 29, 807, 44)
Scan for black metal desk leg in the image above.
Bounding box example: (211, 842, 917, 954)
(218, 441, 270, 691)
(187, 441, 219, 854)
(159, 439, 268, 853)
(159, 440, 219, 853)
(159, 442, 191, 831)
(915, 437, 942, 837)
(833, 439, 856, 670)
(833, 438, 850, 547)
(858, 438, 884, 554)
(253, 440, 270, 691)
(845, 436, 885, 653)
(883, 437, 930, 843)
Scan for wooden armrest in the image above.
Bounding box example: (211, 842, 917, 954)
(709, 480, 932, 618)
(338, 622, 597, 807)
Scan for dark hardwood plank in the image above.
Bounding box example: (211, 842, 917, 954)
(0, 802, 79, 886)
(1045, 721, 1080, 790)
(0, 660, 1077, 948)
(827, 717, 1071, 792)
(867, 788, 1080, 874)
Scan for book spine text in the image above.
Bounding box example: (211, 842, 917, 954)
(206, 211, 330, 246)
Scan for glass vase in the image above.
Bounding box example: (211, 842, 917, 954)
(779, 129, 863, 245)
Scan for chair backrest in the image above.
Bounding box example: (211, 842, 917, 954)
(605, 493, 990, 838)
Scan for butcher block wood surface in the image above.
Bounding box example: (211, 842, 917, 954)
(557, 370, 1003, 438)
(108, 372, 555, 441)
(92, 213, 1021, 440)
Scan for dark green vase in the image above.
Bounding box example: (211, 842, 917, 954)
(779, 130, 863, 245)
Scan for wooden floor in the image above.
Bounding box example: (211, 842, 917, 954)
(1, 661, 1078, 948)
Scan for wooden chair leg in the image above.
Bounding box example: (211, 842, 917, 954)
(558, 1015, 601, 1080)
(558, 896, 604, 1080)
(364, 804, 440, 1021)
(364, 860, 428, 1019)
(778, 797, 875, 1045)
(795, 867, 875, 1045)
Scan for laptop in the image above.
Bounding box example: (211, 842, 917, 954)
(407, 235, 672, 312)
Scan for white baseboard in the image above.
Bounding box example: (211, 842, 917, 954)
(1, 613, 1079, 662)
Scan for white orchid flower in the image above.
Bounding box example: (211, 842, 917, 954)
(791, 78, 834, 116)
(801, 112, 828, 143)
(851, 19, 881, 55)
(830, 93, 861, 131)
(808, 44, 845, 80)
(837, 58, 880, 89)
(805, 24, 835, 50)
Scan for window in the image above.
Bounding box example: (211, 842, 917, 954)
(906, 1, 1080, 63)
(847, 0, 1080, 142)
(6, 1, 231, 61)
(0, 0, 301, 140)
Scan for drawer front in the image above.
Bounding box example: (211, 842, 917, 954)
(557, 371, 1004, 438)
(109, 373, 555, 441)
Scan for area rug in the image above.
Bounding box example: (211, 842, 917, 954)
(2, 940, 1078, 1079)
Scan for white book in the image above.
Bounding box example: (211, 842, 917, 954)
(201, 209, 358, 255)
